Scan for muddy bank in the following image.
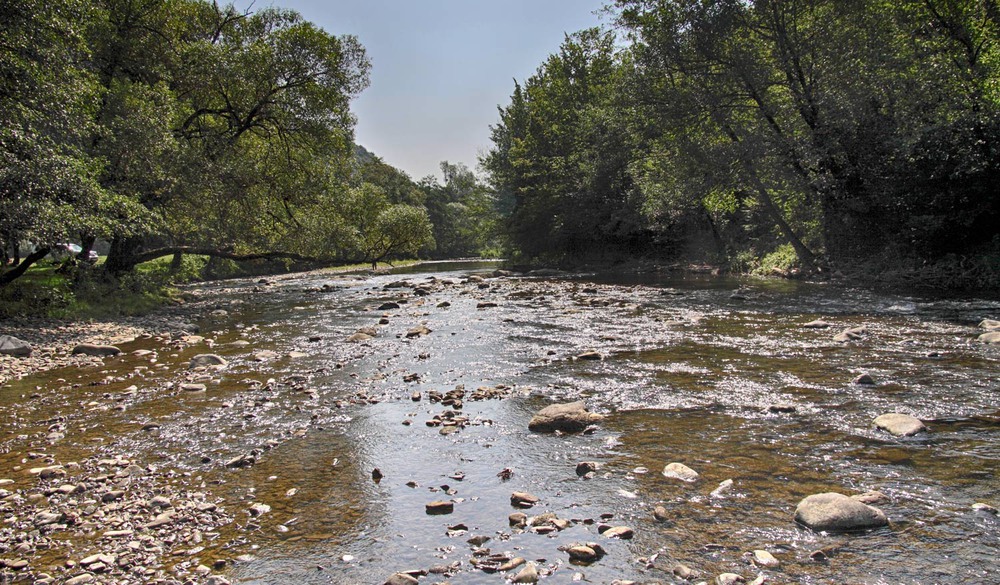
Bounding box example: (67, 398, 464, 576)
(1, 262, 998, 584)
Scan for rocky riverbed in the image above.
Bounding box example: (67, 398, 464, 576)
(1, 261, 999, 584)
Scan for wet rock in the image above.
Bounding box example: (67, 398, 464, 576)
(662, 462, 699, 482)
(716, 574, 745, 585)
(499, 557, 526, 572)
(751, 550, 780, 568)
(510, 492, 539, 508)
(767, 403, 797, 413)
(378, 302, 400, 311)
(509, 512, 528, 528)
(437, 301, 451, 308)
(874, 413, 927, 437)
(0, 335, 32, 357)
(575, 350, 602, 360)
(979, 331, 1000, 344)
(190, 354, 227, 369)
(426, 501, 454, 515)
(852, 491, 890, 505)
(205, 577, 232, 585)
(64, 575, 95, 585)
(180, 383, 207, 392)
(384, 573, 419, 585)
(34, 511, 65, 526)
(794, 492, 889, 531)
(852, 373, 876, 385)
(567, 545, 599, 562)
(576, 461, 599, 476)
(833, 326, 867, 343)
(710, 479, 734, 498)
(406, 325, 432, 338)
(71, 343, 121, 357)
(979, 319, 1000, 331)
(527, 401, 604, 433)
(477, 302, 498, 309)
(602, 526, 634, 539)
(249, 502, 271, 516)
(653, 506, 670, 522)
(972, 502, 998, 515)
(673, 563, 696, 580)
(512, 562, 539, 583)
(803, 319, 834, 329)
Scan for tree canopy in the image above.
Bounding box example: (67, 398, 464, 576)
(484, 0, 1000, 281)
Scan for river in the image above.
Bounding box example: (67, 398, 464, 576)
(1, 261, 998, 584)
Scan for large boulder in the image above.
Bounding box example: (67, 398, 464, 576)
(794, 492, 888, 532)
(0, 335, 32, 357)
(979, 319, 1000, 331)
(527, 401, 604, 432)
(874, 413, 927, 437)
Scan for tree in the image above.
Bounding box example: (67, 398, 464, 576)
(97, 1, 371, 274)
(0, 0, 108, 285)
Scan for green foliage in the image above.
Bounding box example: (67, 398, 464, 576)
(483, 0, 1000, 283)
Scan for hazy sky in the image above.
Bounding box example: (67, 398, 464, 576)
(242, 0, 607, 181)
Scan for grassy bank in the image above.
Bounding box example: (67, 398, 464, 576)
(0, 255, 423, 320)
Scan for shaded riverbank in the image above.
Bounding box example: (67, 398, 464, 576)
(1, 261, 999, 584)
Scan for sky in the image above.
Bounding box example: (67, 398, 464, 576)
(241, 0, 608, 181)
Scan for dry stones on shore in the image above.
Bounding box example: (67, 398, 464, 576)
(794, 492, 889, 531)
(874, 413, 927, 436)
(527, 401, 604, 432)
(0, 335, 32, 357)
(71, 343, 121, 357)
(662, 462, 699, 482)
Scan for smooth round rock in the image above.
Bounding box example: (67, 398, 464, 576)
(602, 526, 634, 539)
(752, 549, 780, 568)
(567, 545, 599, 562)
(794, 492, 889, 531)
(662, 462, 699, 482)
(190, 354, 228, 368)
(874, 413, 927, 437)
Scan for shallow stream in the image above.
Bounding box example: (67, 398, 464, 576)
(2, 261, 998, 584)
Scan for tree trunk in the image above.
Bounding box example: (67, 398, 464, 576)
(104, 236, 144, 275)
(169, 251, 184, 273)
(77, 234, 97, 261)
(0, 247, 51, 288)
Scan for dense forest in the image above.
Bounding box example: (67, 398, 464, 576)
(0, 0, 498, 292)
(3, 0, 999, 294)
(485, 0, 1000, 284)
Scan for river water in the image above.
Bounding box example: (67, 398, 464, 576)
(2, 261, 998, 584)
